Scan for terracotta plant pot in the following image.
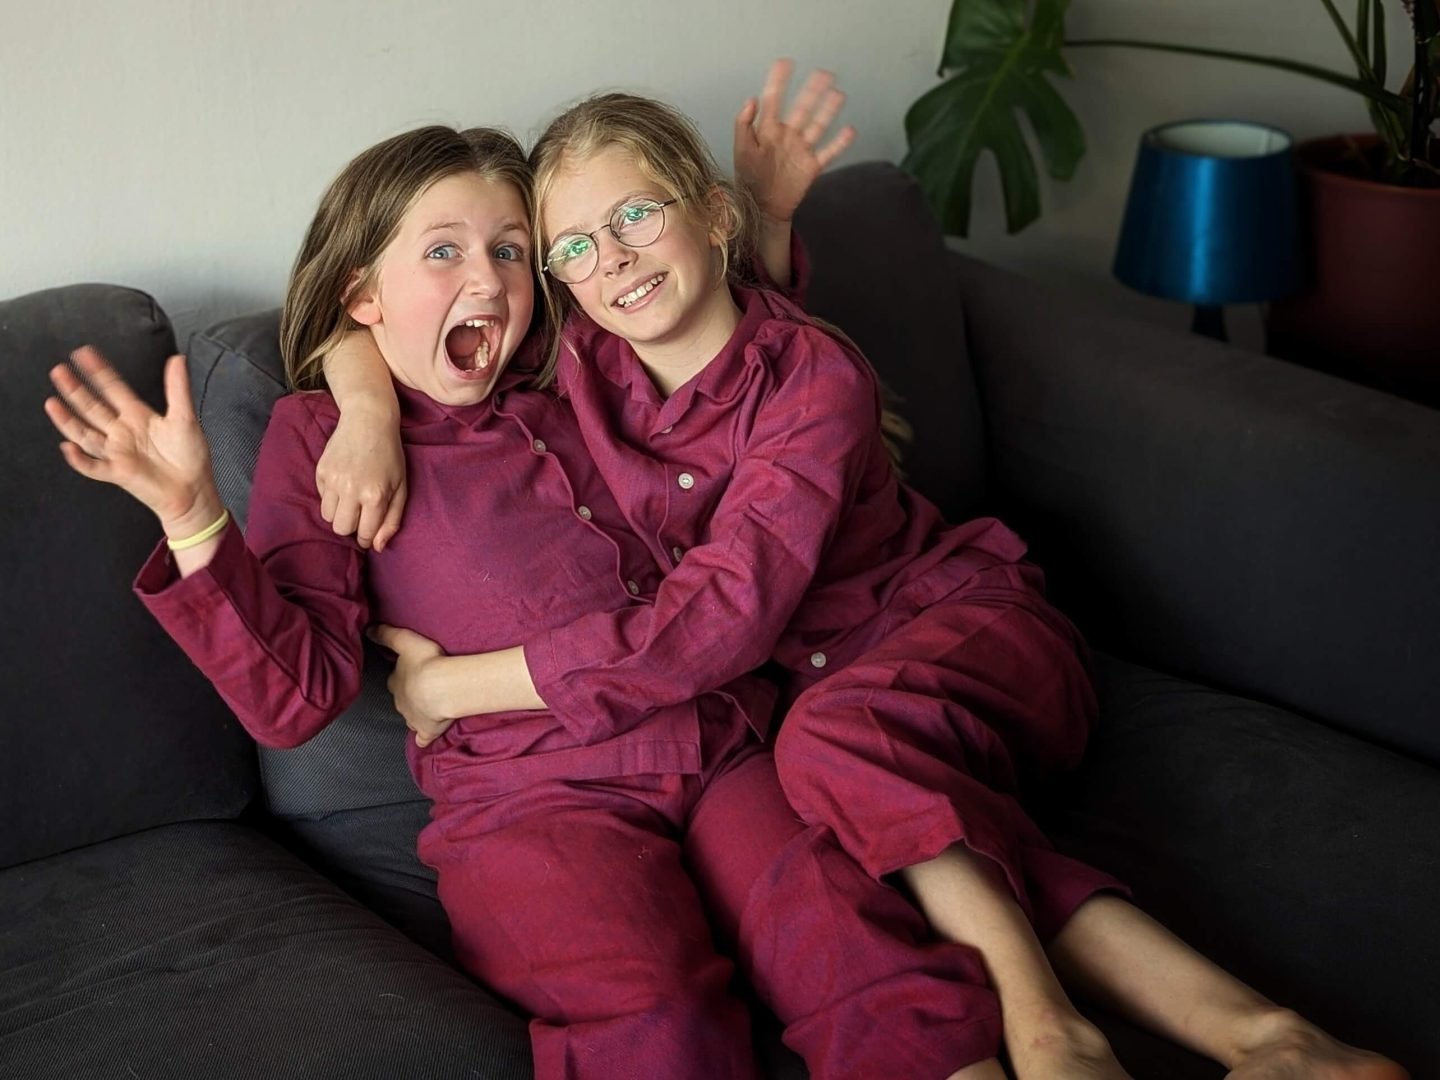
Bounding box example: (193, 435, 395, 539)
(1265, 134, 1440, 407)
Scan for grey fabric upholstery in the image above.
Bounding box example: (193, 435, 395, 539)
(954, 252, 1440, 763)
(0, 821, 532, 1079)
(1048, 653, 1440, 1077)
(276, 799, 451, 961)
(187, 317, 426, 819)
(0, 284, 256, 870)
(795, 161, 989, 523)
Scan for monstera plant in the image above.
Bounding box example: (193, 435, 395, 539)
(902, 0, 1439, 236)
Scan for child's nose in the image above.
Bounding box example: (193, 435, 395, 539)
(594, 229, 634, 276)
(466, 256, 505, 299)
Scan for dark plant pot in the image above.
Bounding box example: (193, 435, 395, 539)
(1265, 134, 1440, 407)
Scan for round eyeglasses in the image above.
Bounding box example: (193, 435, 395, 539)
(543, 198, 678, 285)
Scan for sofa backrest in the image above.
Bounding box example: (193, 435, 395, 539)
(795, 162, 988, 520)
(0, 284, 258, 870)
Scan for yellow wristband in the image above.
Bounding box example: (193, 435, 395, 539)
(167, 508, 231, 552)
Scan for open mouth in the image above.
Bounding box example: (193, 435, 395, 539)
(614, 274, 666, 311)
(444, 316, 502, 377)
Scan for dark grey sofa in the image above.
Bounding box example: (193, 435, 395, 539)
(3, 162, 1436, 1079)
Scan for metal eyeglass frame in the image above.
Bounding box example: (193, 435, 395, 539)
(543, 198, 679, 284)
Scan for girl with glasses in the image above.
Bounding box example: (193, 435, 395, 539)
(318, 67, 1406, 1080)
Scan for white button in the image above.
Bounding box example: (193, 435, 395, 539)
(677, 472, 695, 490)
(625, 579, 640, 596)
(671, 546, 683, 562)
(576, 505, 592, 521)
(661, 425, 674, 435)
(810, 652, 828, 669)
(532, 439, 547, 453)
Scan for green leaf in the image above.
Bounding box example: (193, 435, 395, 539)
(1373, 0, 1387, 84)
(1320, 0, 1377, 79)
(1065, 38, 1407, 107)
(903, 0, 1082, 235)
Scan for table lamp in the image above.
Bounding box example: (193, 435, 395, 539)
(1113, 120, 1301, 341)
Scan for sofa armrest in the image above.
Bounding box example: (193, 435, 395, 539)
(951, 252, 1440, 763)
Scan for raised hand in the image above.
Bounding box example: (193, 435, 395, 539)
(734, 58, 857, 226)
(44, 346, 223, 540)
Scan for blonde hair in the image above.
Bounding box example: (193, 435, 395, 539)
(528, 93, 758, 386)
(528, 93, 911, 467)
(280, 125, 533, 391)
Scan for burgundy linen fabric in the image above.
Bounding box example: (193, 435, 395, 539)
(535, 285, 1122, 935)
(528, 285, 1026, 721)
(777, 562, 1127, 940)
(137, 372, 733, 770)
(131, 371, 1004, 1077)
(424, 723, 1002, 1078)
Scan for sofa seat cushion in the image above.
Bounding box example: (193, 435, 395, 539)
(0, 821, 530, 1079)
(276, 799, 451, 962)
(1043, 654, 1439, 1078)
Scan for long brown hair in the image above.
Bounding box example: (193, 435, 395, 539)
(279, 125, 532, 391)
(528, 93, 758, 386)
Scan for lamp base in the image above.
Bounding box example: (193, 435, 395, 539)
(1191, 304, 1228, 341)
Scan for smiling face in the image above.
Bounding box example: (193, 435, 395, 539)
(349, 172, 533, 406)
(540, 145, 739, 373)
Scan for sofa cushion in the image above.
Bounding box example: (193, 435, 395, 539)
(0, 284, 257, 870)
(277, 799, 452, 960)
(0, 820, 532, 1079)
(187, 315, 425, 820)
(1043, 654, 1440, 1078)
(797, 163, 988, 522)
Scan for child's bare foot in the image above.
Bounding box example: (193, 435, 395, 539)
(1227, 1009, 1408, 1080)
(1007, 1008, 1131, 1080)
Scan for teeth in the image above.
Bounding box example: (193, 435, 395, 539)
(462, 318, 497, 328)
(474, 340, 490, 371)
(616, 275, 664, 308)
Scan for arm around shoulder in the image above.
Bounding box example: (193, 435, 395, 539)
(316, 331, 408, 551)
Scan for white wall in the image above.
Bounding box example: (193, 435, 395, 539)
(1, 1, 1414, 348)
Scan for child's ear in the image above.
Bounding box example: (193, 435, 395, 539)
(704, 186, 740, 247)
(345, 269, 381, 327)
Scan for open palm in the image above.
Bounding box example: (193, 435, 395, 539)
(44, 346, 217, 527)
(734, 59, 856, 224)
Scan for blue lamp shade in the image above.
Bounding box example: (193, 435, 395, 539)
(1114, 120, 1302, 307)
